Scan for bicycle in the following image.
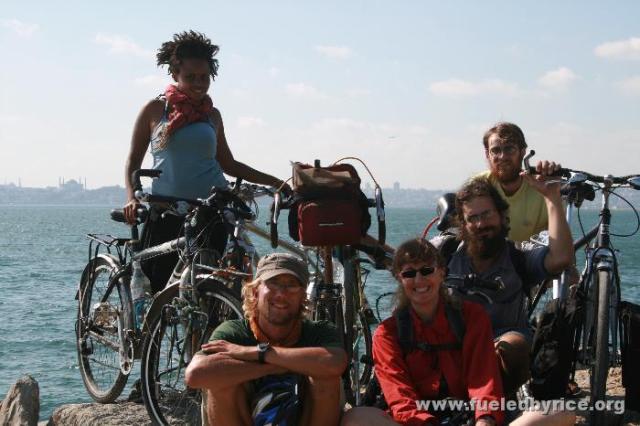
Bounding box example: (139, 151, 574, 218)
(75, 169, 310, 408)
(269, 159, 388, 406)
(132, 173, 322, 425)
(520, 151, 640, 422)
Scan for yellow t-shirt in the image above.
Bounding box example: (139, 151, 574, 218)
(477, 171, 548, 243)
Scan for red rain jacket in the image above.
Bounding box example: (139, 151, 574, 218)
(373, 300, 504, 425)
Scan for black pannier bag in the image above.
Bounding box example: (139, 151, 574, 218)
(529, 296, 581, 400)
(619, 301, 640, 411)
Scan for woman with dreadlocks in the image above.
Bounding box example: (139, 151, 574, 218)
(123, 30, 287, 293)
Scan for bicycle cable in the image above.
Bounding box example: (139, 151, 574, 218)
(374, 292, 395, 323)
(331, 156, 382, 188)
(608, 189, 640, 237)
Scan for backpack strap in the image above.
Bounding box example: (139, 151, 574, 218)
(394, 302, 466, 356)
(395, 305, 414, 355)
(444, 302, 466, 345)
(506, 241, 531, 293)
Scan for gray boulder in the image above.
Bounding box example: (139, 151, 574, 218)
(48, 403, 150, 426)
(0, 375, 40, 426)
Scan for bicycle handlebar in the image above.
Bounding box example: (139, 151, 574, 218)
(523, 150, 640, 187)
(131, 168, 276, 223)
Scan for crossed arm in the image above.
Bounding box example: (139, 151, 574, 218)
(184, 340, 347, 393)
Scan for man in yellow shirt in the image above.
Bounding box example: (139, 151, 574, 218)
(479, 122, 561, 243)
(479, 122, 582, 398)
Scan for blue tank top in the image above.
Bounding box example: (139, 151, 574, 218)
(150, 101, 228, 199)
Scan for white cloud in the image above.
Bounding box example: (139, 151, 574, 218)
(346, 88, 371, 98)
(429, 78, 520, 97)
(268, 67, 280, 77)
(134, 74, 172, 87)
(94, 33, 153, 58)
(315, 45, 352, 60)
(285, 83, 327, 100)
(1, 19, 39, 37)
(236, 116, 266, 128)
(538, 67, 578, 90)
(0, 114, 22, 123)
(594, 37, 640, 60)
(616, 75, 640, 95)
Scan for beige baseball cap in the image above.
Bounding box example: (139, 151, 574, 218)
(255, 253, 309, 285)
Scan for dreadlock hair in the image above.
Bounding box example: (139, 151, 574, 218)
(482, 122, 527, 150)
(454, 177, 510, 226)
(156, 30, 220, 79)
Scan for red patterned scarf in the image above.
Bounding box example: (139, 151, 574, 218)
(249, 316, 302, 347)
(159, 84, 214, 147)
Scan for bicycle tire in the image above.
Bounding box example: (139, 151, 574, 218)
(342, 253, 356, 361)
(339, 253, 374, 406)
(349, 311, 373, 405)
(141, 280, 243, 426)
(591, 269, 610, 420)
(76, 255, 133, 403)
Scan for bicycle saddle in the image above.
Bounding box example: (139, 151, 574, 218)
(436, 193, 457, 232)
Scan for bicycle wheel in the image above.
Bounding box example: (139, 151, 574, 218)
(76, 255, 133, 403)
(348, 311, 373, 405)
(141, 281, 243, 426)
(591, 269, 611, 420)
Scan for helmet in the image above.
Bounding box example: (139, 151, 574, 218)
(251, 374, 303, 426)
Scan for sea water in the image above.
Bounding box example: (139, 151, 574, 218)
(1, 205, 639, 419)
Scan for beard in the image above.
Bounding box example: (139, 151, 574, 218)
(262, 304, 302, 326)
(492, 161, 521, 184)
(462, 223, 508, 260)
(491, 154, 524, 184)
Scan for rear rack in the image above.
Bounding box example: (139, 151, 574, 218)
(86, 233, 132, 265)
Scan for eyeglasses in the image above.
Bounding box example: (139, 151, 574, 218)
(264, 281, 304, 294)
(488, 144, 519, 158)
(400, 266, 436, 279)
(464, 209, 496, 224)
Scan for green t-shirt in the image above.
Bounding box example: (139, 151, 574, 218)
(478, 170, 548, 243)
(210, 319, 342, 348)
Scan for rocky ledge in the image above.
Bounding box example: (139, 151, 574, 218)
(1, 371, 639, 425)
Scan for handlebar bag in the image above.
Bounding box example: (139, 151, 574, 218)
(619, 301, 640, 411)
(288, 162, 370, 246)
(292, 162, 360, 198)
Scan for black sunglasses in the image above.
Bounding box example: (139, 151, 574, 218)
(400, 266, 436, 279)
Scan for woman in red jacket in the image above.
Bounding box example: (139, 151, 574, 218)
(342, 239, 576, 426)
(344, 238, 503, 425)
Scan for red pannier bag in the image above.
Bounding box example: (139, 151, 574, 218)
(290, 162, 369, 246)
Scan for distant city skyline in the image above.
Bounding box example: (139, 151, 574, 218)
(2, 1, 639, 189)
(1, 176, 441, 191)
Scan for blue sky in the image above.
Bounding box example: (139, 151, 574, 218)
(1, 1, 639, 190)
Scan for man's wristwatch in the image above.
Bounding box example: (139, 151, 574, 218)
(257, 342, 270, 363)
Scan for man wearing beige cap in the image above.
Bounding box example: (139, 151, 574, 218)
(185, 253, 347, 426)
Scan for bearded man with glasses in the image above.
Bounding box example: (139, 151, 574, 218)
(186, 253, 347, 426)
(446, 178, 573, 399)
(478, 122, 562, 243)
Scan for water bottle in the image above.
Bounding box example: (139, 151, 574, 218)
(131, 260, 151, 329)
